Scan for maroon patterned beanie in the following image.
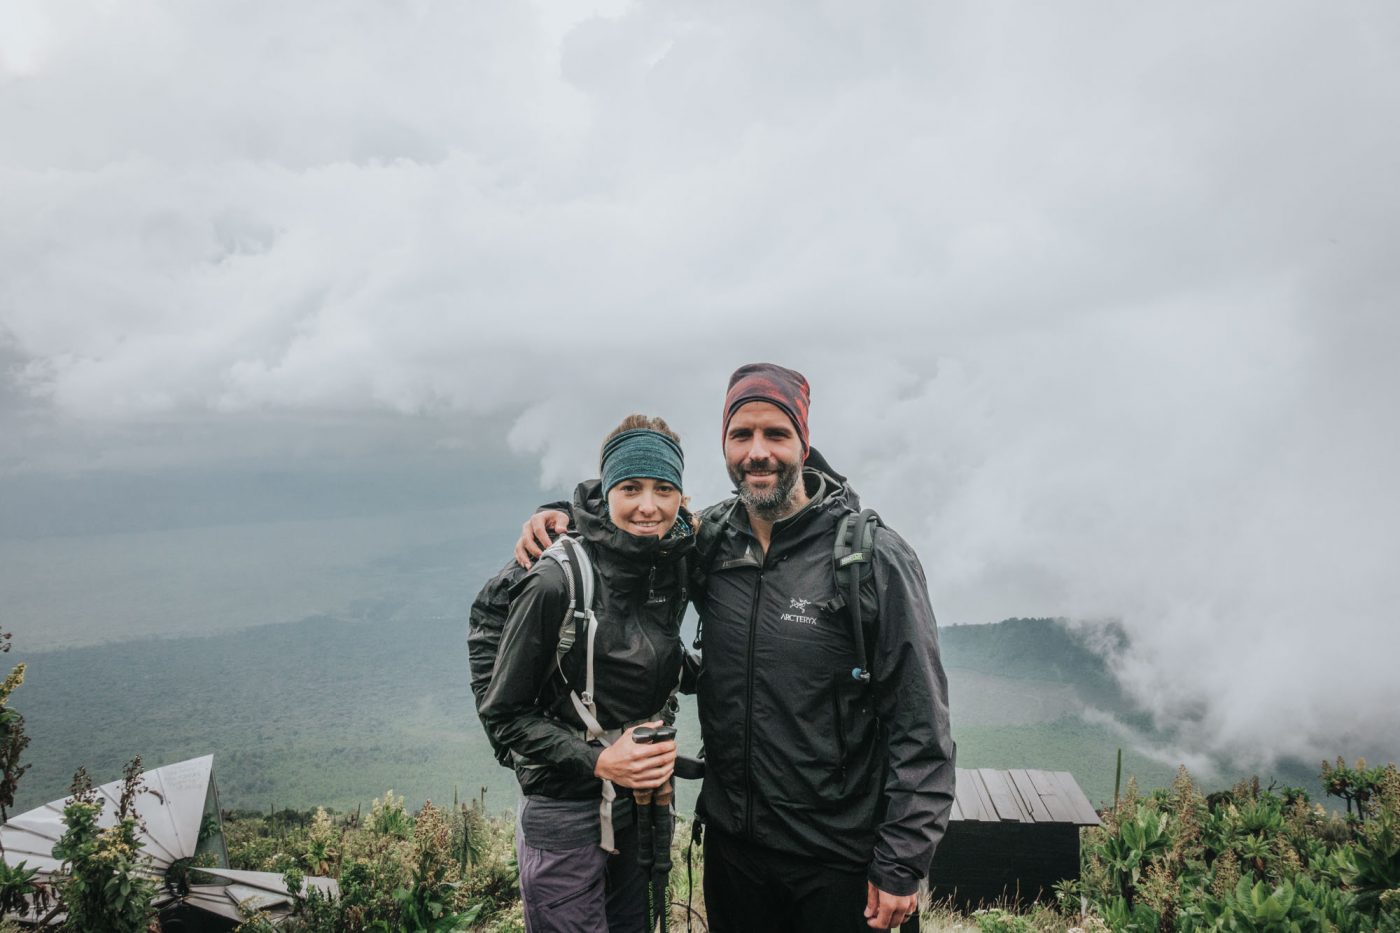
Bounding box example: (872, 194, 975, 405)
(722, 363, 811, 456)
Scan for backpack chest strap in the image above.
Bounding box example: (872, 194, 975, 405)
(565, 702, 669, 855)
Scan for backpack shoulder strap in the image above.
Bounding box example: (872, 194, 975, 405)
(695, 498, 738, 566)
(542, 535, 607, 720)
(834, 508, 881, 683)
(534, 537, 625, 854)
(541, 536, 596, 686)
(690, 498, 739, 649)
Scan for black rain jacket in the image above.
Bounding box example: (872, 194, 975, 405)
(693, 452, 955, 896)
(478, 479, 693, 800)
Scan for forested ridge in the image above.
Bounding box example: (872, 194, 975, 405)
(11, 616, 1325, 814)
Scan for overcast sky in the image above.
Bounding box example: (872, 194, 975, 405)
(2, 1, 1397, 771)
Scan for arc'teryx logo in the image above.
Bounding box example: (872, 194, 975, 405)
(781, 596, 817, 626)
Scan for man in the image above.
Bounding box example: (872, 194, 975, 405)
(516, 363, 954, 932)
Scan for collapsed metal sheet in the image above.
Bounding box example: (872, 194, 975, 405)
(0, 755, 337, 925)
(180, 868, 341, 922)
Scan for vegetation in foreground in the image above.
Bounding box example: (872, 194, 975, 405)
(0, 757, 1394, 930)
(1066, 758, 1400, 931)
(3, 622, 1398, 929)
(225, 790, 523, 932)
(216, 758, 1395, 932)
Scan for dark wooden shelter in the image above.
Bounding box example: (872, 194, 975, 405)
(924, 767, 1101, 909)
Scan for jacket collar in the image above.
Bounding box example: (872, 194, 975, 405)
(571, 478, 695, 572)
(726, 445, 861, 543)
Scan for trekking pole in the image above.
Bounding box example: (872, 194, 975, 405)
(653, 775, 675, 933)
(633, 725, 677, 932)
(634, 780, 655, 931)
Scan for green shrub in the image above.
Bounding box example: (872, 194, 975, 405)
(1076, 760, 1400, 932)
(1339, 763, 1400, 920)
(1323, 758, 1389, 820)
(0, 859, 41, 921)
(51, 760, 158, 933)
(973, 906, 1034, 932)
(369, 789, 414, 839)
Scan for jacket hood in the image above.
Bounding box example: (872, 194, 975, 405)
(571, 478, 695, 583)
(773, 446, 860, 540)
(803, 445, 847, 487)
(801, 445, 860, 511)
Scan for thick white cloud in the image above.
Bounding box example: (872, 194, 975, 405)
(3, 0, 1398, 769)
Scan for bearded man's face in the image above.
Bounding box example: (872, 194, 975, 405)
(723, 402, 805, 521)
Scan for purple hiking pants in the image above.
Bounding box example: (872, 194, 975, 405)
(516, 808, 648, 932)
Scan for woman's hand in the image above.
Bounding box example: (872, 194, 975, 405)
(515, 510, 571, 567)
(593, 722, 676, 789)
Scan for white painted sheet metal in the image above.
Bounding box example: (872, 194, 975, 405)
(0, 755, 338, 924)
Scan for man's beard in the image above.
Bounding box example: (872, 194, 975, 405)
(730, 458, 801, 521)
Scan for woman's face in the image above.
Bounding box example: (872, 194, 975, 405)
(607, 477, 681, 538)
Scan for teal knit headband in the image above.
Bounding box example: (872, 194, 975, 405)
(601, 429, 684, 494)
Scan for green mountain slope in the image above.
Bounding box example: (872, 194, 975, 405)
(8, 613, 1321, 817)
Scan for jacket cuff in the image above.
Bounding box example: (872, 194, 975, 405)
(867, 861, 921, 898)
(582, 744, 604, 778)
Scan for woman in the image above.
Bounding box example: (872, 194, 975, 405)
(479, 414, 693, 933)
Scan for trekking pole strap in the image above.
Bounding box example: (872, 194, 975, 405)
(654, 874, 669, 933)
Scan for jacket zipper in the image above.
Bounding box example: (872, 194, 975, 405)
(743, 566, 764, 841)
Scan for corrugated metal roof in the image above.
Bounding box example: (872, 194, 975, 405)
(952, 768, 1101, 826)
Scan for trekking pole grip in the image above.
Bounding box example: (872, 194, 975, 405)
(632, 725, 662, 806)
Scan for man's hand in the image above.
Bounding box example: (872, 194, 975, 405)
(514, 510, 571, 567)
(593, 721, 676, 789)
(864, 882, 919, 929)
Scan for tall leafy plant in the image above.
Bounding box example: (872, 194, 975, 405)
(0, 628, 40, 923)
(52, 759, 157, 933)
(0, 629, 31, 825)
(1339, 763, 1400, 922)
(1323, 757, 1388, 821)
